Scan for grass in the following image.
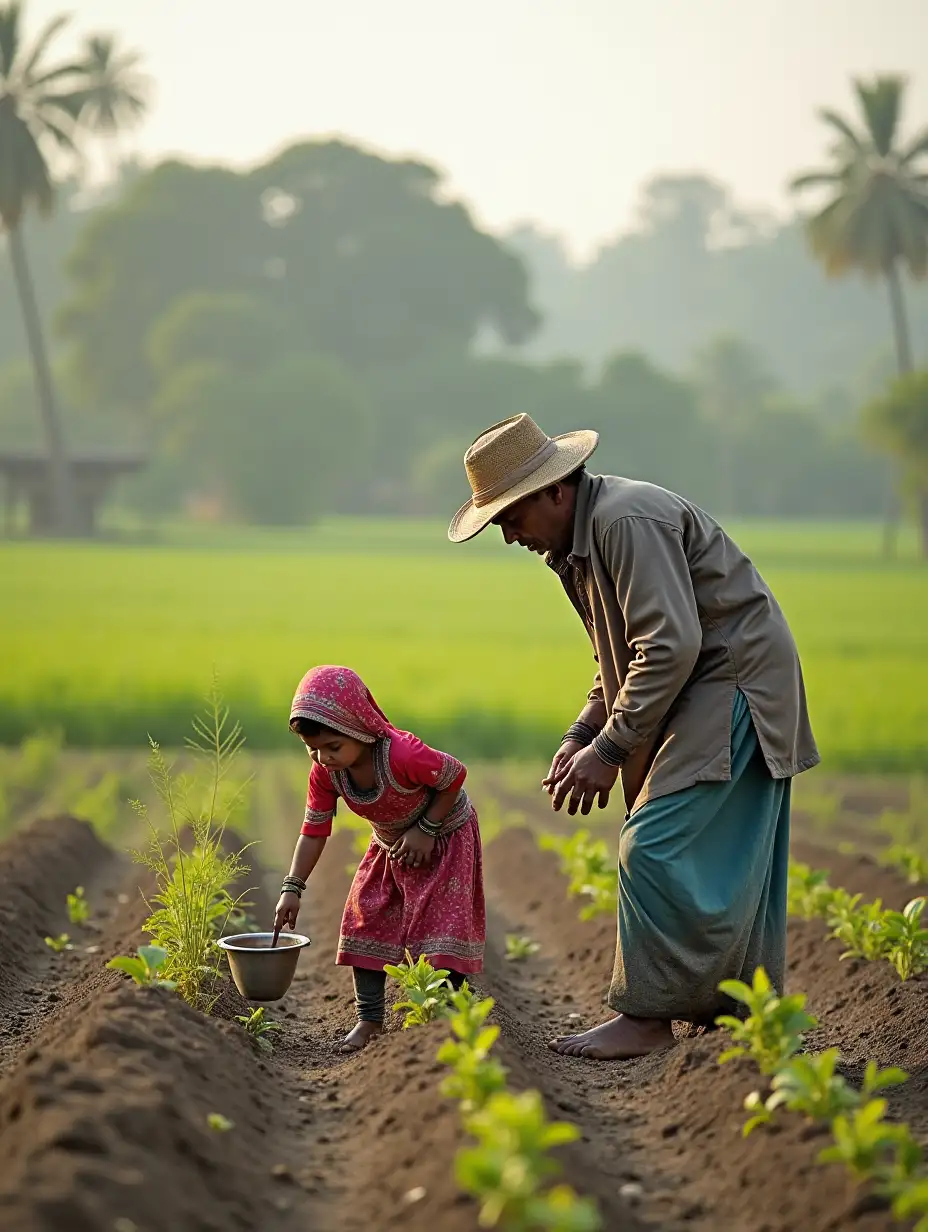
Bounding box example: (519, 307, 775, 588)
(0, 518, 925, 770)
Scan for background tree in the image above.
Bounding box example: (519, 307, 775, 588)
(0, 1, 146, 532)
(863, 370, 928, 557)
(791, 75, 928, 553)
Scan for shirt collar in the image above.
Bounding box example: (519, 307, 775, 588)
(545, 471, 596, 573)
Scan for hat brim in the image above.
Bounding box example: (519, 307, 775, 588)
(447, 430, 599, 544)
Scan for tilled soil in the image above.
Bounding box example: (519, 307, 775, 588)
(0, 814, 925, 1232)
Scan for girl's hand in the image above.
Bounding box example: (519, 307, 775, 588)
(542, 739, 584, 796)
(274, 891, 301, 931)
(389, 828, 435, 869)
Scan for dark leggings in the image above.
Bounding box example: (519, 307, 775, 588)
(354, 966, 468, 1023)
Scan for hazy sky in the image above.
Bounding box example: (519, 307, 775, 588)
(28, 0, 928, 258)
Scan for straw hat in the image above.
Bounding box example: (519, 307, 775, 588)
(448, 414, 599, 543)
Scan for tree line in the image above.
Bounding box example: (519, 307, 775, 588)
(1, 1, 927, 547)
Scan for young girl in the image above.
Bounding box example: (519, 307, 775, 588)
(274, 666, 485, 1051)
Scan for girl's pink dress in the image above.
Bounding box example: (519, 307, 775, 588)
(292, 667, 485, 974)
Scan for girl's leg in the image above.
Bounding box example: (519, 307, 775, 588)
(342, 968, 387, 1052)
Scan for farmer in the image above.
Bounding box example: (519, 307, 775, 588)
(275, 666, 485, 1052)
(448, 414, 819, 1061)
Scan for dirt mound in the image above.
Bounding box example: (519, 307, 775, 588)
(0, 982, 303, 1232)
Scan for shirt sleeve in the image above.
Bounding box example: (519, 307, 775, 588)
(593, 516, 702, 766)
(300, 762, 338, 837)
(389, 732, 467, 793)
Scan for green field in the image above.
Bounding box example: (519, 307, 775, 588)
(1, 519, 926, 770)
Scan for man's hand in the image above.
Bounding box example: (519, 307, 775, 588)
(541, 739, 585, 796)
(549, 744, 619, 815)
(389, 827, 436, 869)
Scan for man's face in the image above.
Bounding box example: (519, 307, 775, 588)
(492, 485, 573, 555)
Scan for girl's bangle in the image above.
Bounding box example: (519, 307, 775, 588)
(417, 816, 443, 838)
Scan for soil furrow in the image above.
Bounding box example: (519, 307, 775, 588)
(480, 827, 918, 1232)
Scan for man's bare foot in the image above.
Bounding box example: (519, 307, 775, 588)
(340, 1021, 383, 1053)
(548, 1013, 674, 1060)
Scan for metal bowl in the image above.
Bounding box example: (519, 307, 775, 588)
(217, 932, 311, 1002)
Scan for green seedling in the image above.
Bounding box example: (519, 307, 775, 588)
(457, 1090, 599, 1231)
(880, 844, 928, 886)
(66, 885, 90, 925)
(741, 1051, 907, 1136)
(45, 933, 72, 953)
(235, 1006, 281, 1053)
(819, 1099, 922, 1187)
(827, 894, 889, 962)
(106, 944, 178, 989)
(891, 1176, 928, 1231)
(787, 861, 835, 920)
(881, 897, 928, 981)
(539, 831, 617, 920)
(505, 934, 540, 962)
(439, 992, 508, 1113)
(207, 1113, 234, 1132)
(716, 967, 817, 1075)
(385, 949, 457, 1027)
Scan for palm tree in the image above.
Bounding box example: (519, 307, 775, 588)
(0, 3, 147, 533)
(791, 76, 928, 553)
(791, 76, 928, 374)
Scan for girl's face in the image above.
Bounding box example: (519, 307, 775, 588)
(300, 730, 367, 772)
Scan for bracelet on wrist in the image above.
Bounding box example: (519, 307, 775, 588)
(591, 730, 627, 768)
(561, 721, 598, 748)
(417, 816, 443, 838)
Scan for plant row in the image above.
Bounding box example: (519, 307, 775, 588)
(538, 830, 617, 920)
(717, 967, 928, 1229)
(788, 860, 928, 980)
(385, 951, 601, 1232)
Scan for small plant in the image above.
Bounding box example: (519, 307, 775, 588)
(881, 897, 928, 981)
(207, 1113, 234, 1132)
(716, 967, 817, 1075)
(787, 861, 835, 920)
(741, 1051, 907, 1136)
(235, 1006, 281, 1053)
(106, 944, 178, 989)
(820, 1099, 921, 1186)
(505, 934, 540, 962)
(828, 894, 889, 962)
(540, 830, 617, 919)
(132, 679, 254, 1011)
(44, 933, 72, 953)
(880, 844, 928, 886)
(385, 949, 457, 1026)
(438, 991, 508, 1113)
(66, 886, 90, 925)
(457, 1090, 600, 1231)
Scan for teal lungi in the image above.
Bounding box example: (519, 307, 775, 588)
(609, 689, 790, 1022)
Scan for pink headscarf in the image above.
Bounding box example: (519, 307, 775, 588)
(289, 666, 397, 744)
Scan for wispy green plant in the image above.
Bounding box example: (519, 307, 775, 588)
(207, 1113, 234, 1132)
(44, 933, 72, 953)
(132, 678, 254, 1011)
(880, 843, 928, 886)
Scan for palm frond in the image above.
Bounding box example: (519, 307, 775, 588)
(0, 1, 22, 81)
(819, 108, 866, 153)
(855, 75, 906, 158)
(17, 11, 69, 83)
(26, 59, 87, 90)
(790, 169, 842, 194)
(901, 127, 928, 167)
